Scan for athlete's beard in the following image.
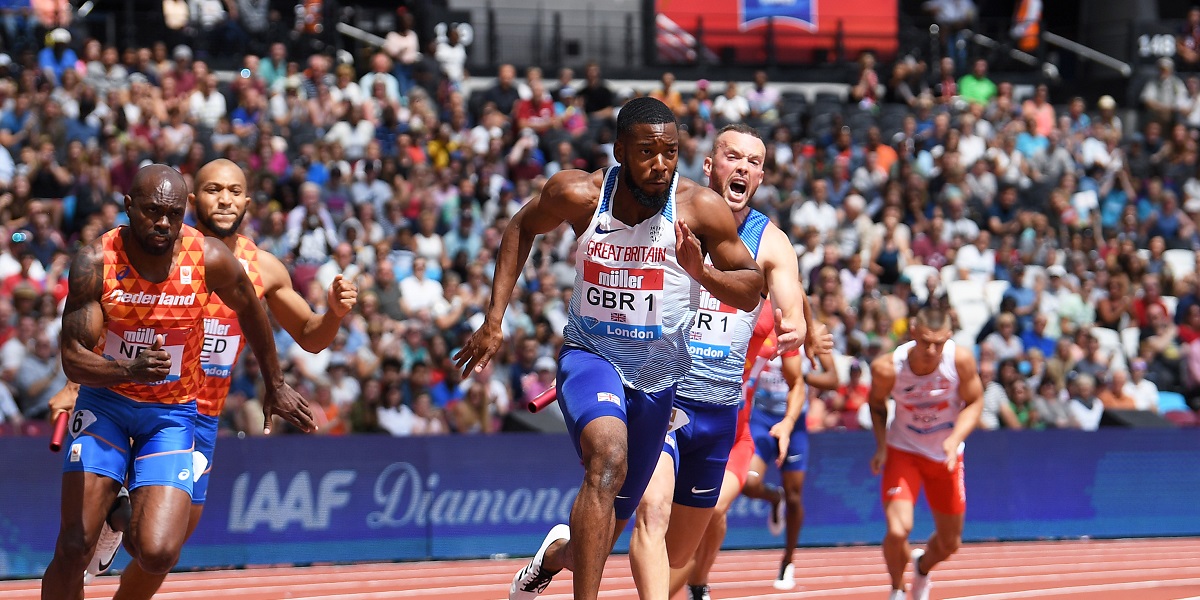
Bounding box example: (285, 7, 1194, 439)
(135, 228, 174, 256)
(197, 210, 246, 238)
(624, 167, 673, 212)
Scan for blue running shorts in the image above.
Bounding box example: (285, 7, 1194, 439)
(63, 386, 197, 496)
(557, 346, 675, 521)
(662, 395, 738, 508)
(750, 408, 809, 473)
(191, 413, 219, 504)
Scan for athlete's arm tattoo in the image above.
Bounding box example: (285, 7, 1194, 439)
(60, 244, 134, 386)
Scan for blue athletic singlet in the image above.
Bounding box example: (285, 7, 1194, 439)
(677, 209, 769, 404)
(562, 166, 697, 392)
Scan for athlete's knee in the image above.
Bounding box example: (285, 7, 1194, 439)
(935, 529, 962, 555)
(634, 489, 672, 534)
(582, 447, 628, 493)
(885, 521, 912, 542)
(782, 484, 804, 507)
(135, 543, 182, 575)
(53, 525, 92, 567)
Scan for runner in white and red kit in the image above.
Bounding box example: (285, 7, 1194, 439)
(867, 307, 984, 600)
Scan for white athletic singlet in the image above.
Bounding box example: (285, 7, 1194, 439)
(677, 209, 769, 405)
(563, 166, 698, 393)
(888, 339, 965, 463)
(746, 346, 811, 416)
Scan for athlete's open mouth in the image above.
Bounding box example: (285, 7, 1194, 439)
(729, 180, 748, 195)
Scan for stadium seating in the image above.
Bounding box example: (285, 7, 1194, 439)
(1163, 249, 1196, 282)
(1158, 391, 1190, 415)
(902, 264, 939, 302)
(985, 279, 1010, 314)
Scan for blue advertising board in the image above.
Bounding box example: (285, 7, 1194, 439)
(1, 429, 1197, 579)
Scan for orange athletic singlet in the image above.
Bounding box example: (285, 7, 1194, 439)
(97, 224, 209, 404)
(197, 235, 267, 417)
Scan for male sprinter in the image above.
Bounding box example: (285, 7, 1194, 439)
(741, 305, 837, 590)
(869, 307, 984, 600)
(66, 158, 358, 596)
(42, 165, 313, 599)
(455, 97, 765, 600)
(628, 124, 826, 600)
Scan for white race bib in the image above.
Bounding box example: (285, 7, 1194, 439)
(687, 287, 738, 359)
(579, 260, 663, 340)
(200, 317, 241, 378)
(102, 325, 185, 384)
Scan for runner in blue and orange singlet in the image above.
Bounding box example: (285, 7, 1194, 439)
(42, 165, 314, 600)
(49, 160, 358, 597)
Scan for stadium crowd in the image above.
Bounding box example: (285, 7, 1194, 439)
(0, 5, 1199, 439)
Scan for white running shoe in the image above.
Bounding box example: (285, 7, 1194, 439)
(886, 590, 906, 600)
(687, 583, 712, 600)
(510, 524, 570, 600)
(85, 487, 129, 581)
(767, 493, 785, 536)
(772, 562, 795, 590)
(911, 548, 931, 600)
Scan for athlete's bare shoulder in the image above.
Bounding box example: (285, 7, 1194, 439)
(533, 168, 607, 233)
(65, 238, 106, 303)
(953, 343, 978, 373)
(673, 176, 726, 218)
(253, 245, 291, 295)
(758, 221, 795, 264)
(870, 351, 896, 381)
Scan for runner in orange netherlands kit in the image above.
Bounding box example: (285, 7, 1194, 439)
(42, 165, 314, 600)
(50, 159, 359, 593)
(868, 307, 984, 600)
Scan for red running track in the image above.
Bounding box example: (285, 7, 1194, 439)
(6, 537, 1200, 599)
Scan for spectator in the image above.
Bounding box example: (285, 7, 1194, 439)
(649, 72, 687, 118)
(746, 70, 781, 123)
(1032, 378, 1074, 428)
(792, 179, 838, 243)
(955, 229, 995, 283)
(1067, 373, 1104, 431)
(924, 0, 975, 66)
(384, 10, 421, 95)
(1179, 6, 1200, 70)
(36, 28, 74, 86)
(713, 81, 750, 126)
(14, 329, 64, 419)
(979, 359, 1023, 430)
(435, 26, 468, 90)
(1098, 370, 1139, 411)
(1142, 58, 1187, 124)
(399, 256, 444, 318)
(983, 312, 1024, 361)
(1125, 359, 1159, 412)
(1021, 84, 1055, 137)
(482, 63, 520, 118)
(958, 58, 996, 106)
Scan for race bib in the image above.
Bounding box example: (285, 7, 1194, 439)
(755, 361, 790, 403)
(192, 450, 209, 482)
(102, 325, 185, 384)
(200, 317, 241, 378)
(70, 409, 97, 437)
(579, 260, 663, 340)
(688, 287, 738, 359)
(667, 407, 691, 432)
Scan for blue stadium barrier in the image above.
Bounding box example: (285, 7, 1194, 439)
(1, 429, 1198, 579)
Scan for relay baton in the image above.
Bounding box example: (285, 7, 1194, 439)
(528, 384, 558, 413)
(50, 412, 69, 452)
